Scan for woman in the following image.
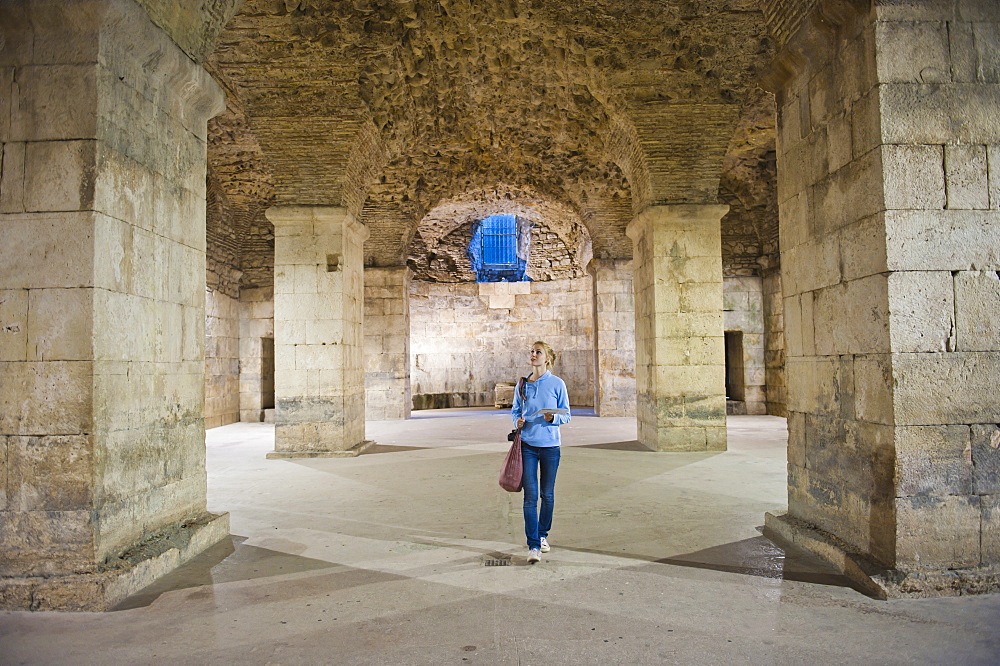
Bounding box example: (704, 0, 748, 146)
(512, 340, 571, 563)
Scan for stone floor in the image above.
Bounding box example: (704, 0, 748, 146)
(2, 412, 999, 665)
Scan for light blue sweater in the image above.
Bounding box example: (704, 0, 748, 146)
(511, 371, 571, 447)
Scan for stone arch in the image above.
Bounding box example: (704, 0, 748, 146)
(406, 186, 593, 283)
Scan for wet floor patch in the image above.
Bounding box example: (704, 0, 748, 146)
(652, 535, 857, 590)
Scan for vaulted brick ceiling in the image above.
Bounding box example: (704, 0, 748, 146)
(206, 0, 774, 273)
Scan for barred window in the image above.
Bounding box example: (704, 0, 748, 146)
(469, 214, 529, 282)
(481, 214, 518, 267)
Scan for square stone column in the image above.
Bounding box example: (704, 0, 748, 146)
(763, 1, 1000, 597)
(0, 0, 228, 610)
(266, 206, 371, 457)
(588, 258, 635, 417)
(626, 205, 729, 451)
(364, 266, 411, 420)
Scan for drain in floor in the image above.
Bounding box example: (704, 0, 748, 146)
(483, 555, 512, 566)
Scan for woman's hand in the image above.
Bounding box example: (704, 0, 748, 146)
(543, 413, 554, 422)
(516, 417, 525, 428)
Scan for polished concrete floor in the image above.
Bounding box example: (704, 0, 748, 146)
(2, 411, 999, 665)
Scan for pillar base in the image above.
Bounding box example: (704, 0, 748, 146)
(764, 512, 1000, 599)
(0, 512, 230, 611)
(267, 440, 375, 459)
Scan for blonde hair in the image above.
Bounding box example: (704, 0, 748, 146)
(533, 340, 557, 370)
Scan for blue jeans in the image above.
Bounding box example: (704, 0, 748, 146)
(521, 443, 560, 549)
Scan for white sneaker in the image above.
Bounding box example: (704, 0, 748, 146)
(527, 548, 541, 563)
(540, 537, 550, 553)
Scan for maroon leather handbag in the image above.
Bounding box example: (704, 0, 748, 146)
(498, 378, 527, 492)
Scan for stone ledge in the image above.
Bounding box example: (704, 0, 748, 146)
(764, 511, 1000, 599)
(266, 440, 375, 459)
(0, 512, 230, 612)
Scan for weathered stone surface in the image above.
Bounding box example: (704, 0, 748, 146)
(945, 144, 990, 210)
(9, 64, 98, 141)
(971, 425, 1000, 496)
(874, 19, 951, 84)
(8, 435, 93, 512)
(134, 0, 243, 63)
(630, 204, 727, 451)
(364, 267, 411, 420)
(983, 494, 1000, 564)
(0, 361, 94, 435)
(211, 0, 771, 268)
(270, 206, 368, 453)
(410, 278, 594, 409)
(896, 495, 981, 570)
(894, 425, 973, 497)
(0, 509, 96, 577)
(205, 289, 240, 429)
(886, 271, 954, 353)
(771, 0, 1000, 587)
(0, 0, 227, 610)
(0, 289, 28, 362)
(954, 271, 1000, 352)
(885, 210, 1000, 272)
(892, 352, 1000, 426)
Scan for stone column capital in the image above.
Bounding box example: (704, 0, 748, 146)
(586, 257, 632, 277)
(265, 205, 368, 239)
(626, 204, 730, 240)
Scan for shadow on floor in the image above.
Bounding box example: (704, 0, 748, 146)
(112, 536, 353, 610)
(362, 443, 426, 454)
(577, 440, 655, 452)
(561, 535, 864, 594)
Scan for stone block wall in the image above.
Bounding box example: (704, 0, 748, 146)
(364, 267, 411, 420)
(723, 277, 766, 415)
(589, 258, 636, 416)
(628, 205, 728, 451)
(761, 262, 787, 417)
(205, 289, 239, 429)
(269, 207, 368, 454)
(238, 287, 274, 422)
(0, 0, 226, 607)
(410, 279, 595, 408)
(774, 2, 1000, 575)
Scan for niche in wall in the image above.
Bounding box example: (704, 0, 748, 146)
(725, 330, 745, 403)
(261, 336, 275, 410)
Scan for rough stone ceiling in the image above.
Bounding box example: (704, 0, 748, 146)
(209, 0, 772, 268)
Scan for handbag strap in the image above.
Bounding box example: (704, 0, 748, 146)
(517, 376, 528, 400)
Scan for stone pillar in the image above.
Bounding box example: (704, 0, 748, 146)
(364, 266, 411, 420)
(238, 286, 275, 422)
(759, 254, 787, 417)
(267, 206, 371, 457)
(0, 0, 228, 610)
(723, 276, 767, 415)
(626, 205, 729, 451)
(588, 258, 635, 417)
(763, 1, 1000, 597)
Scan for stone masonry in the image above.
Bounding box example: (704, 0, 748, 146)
(364, 267, 411, 421)
(268, 206, 370, 457)
(764, 0, 1000, 597)
(628, 205, 729, 452)
(589, 258, 636, 417)
(0, 0, 229, 610)
(8, 0, 1000, 612)
(238, 286, 274, 423)
(410, 279, 595, 410)
(724, 276, 767, 415)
